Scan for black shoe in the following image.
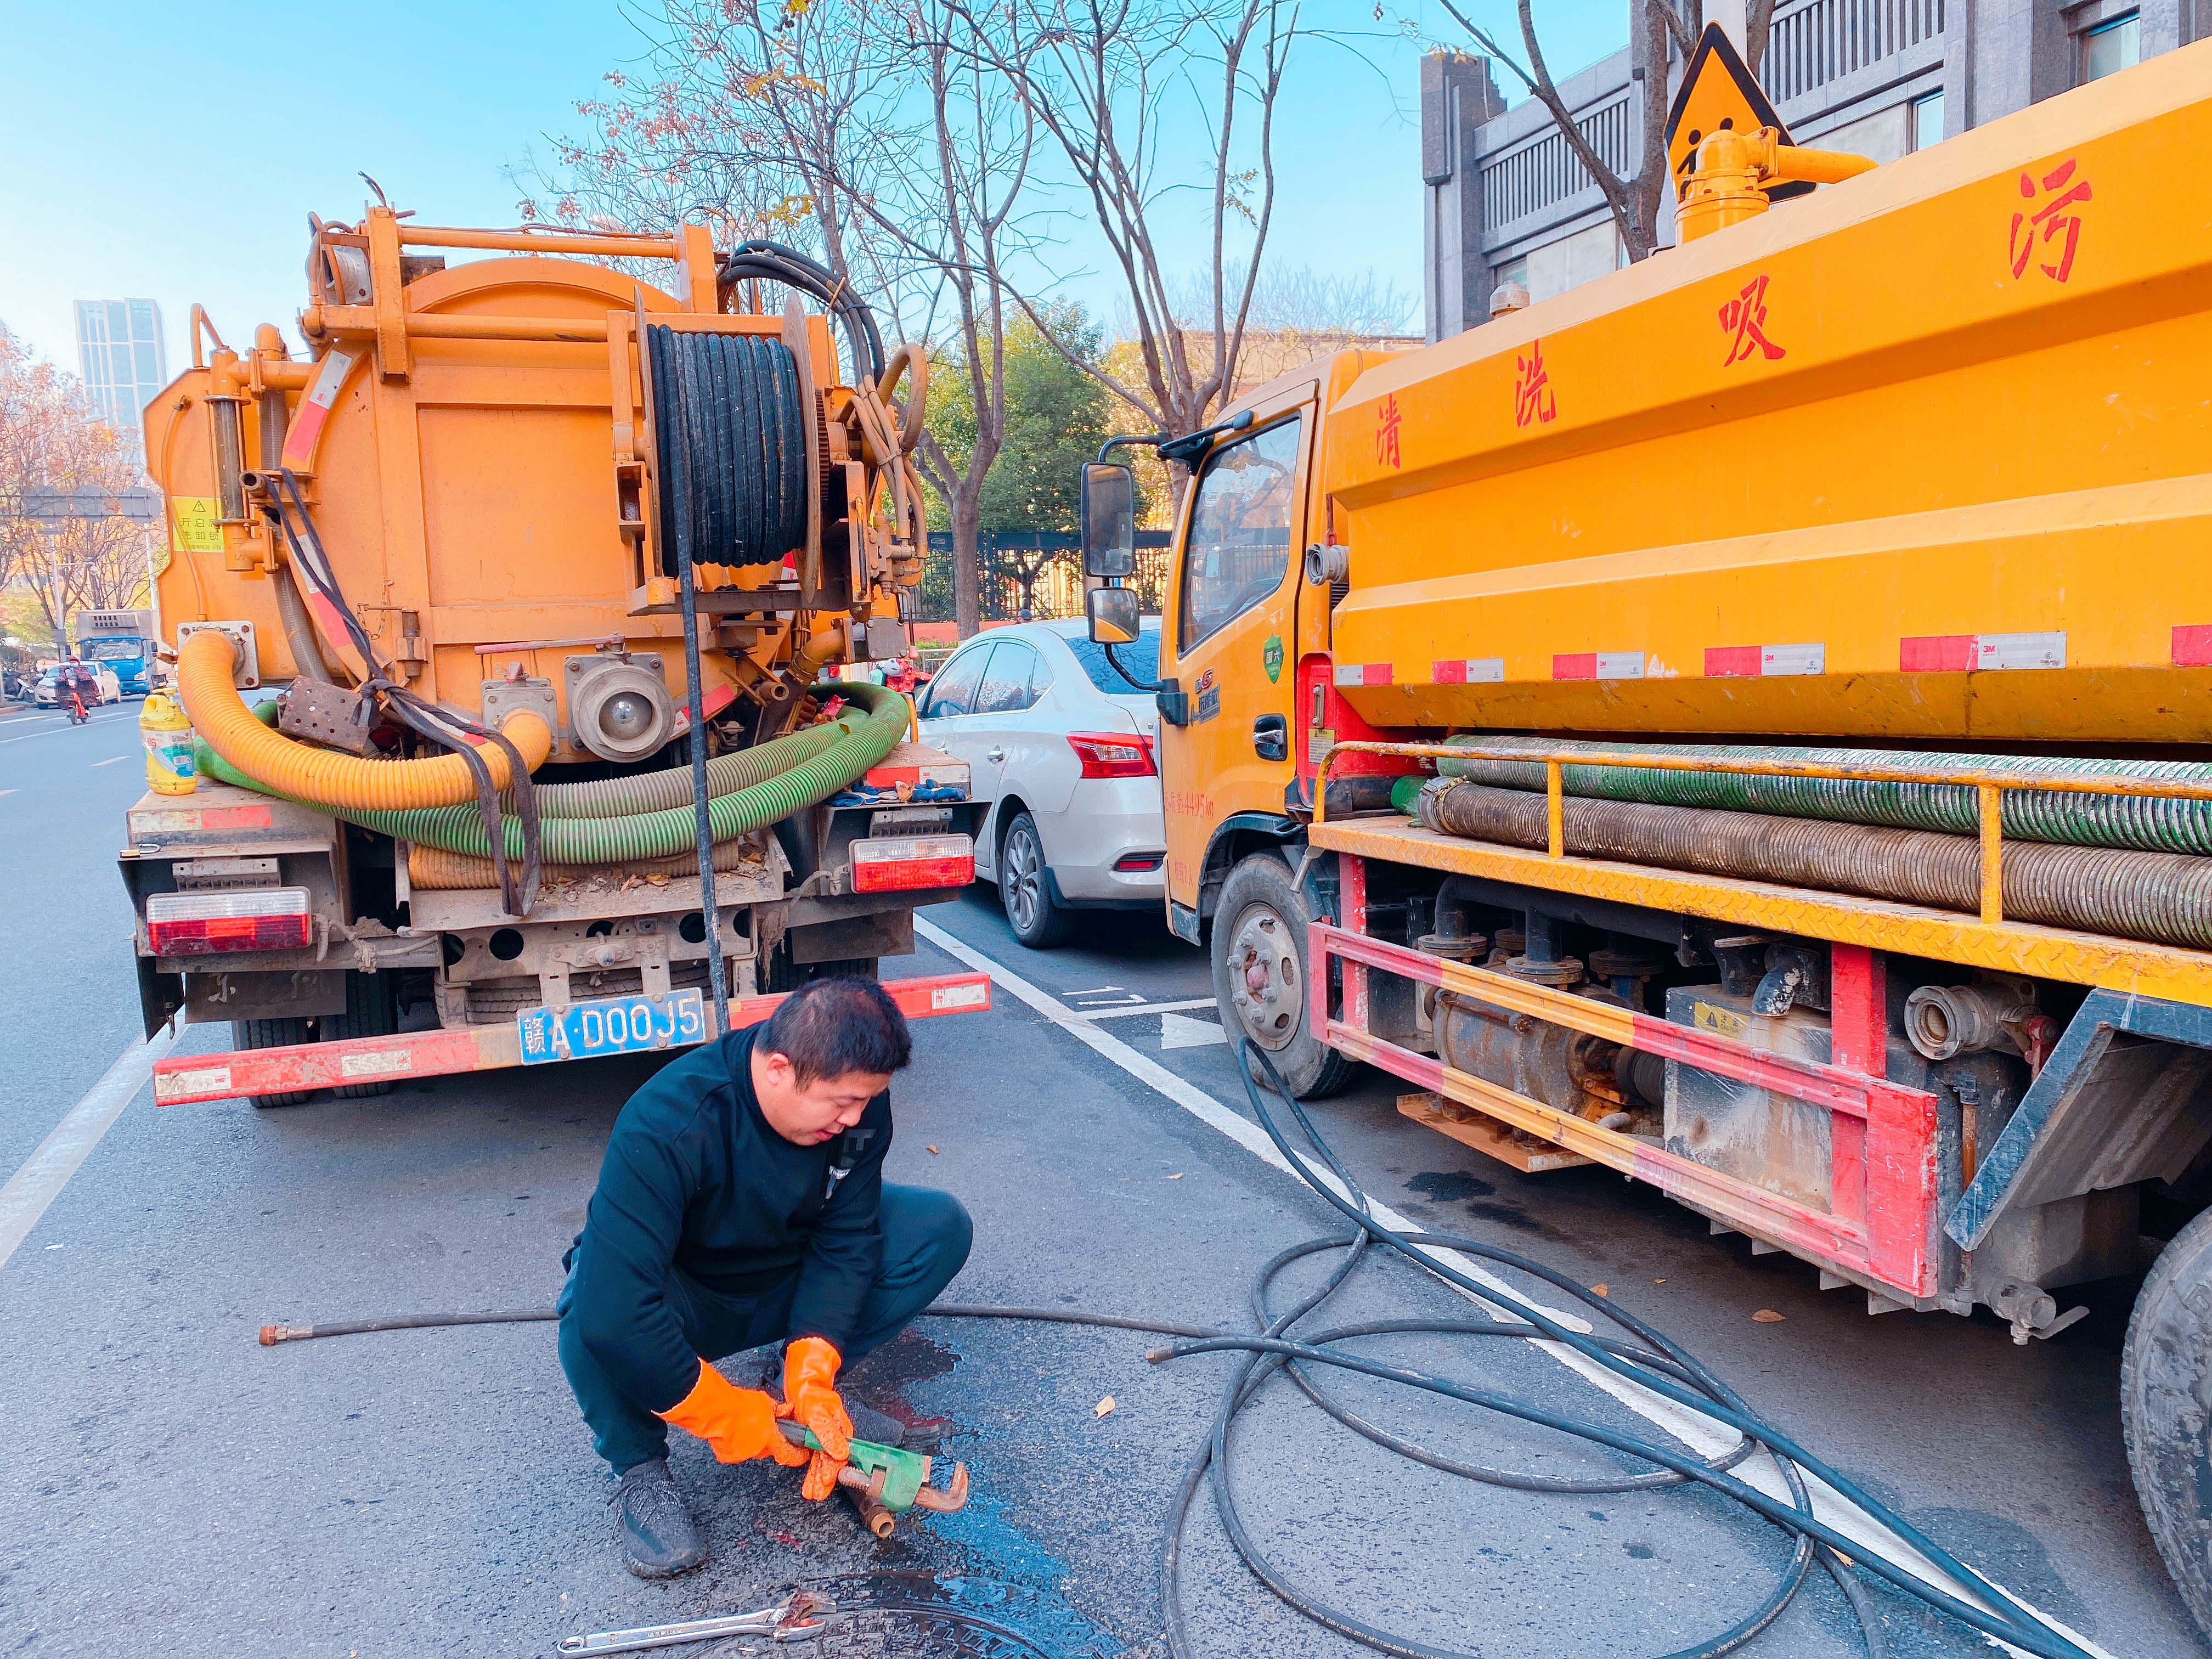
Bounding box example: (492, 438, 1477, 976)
(611, 1458, 706, 1578)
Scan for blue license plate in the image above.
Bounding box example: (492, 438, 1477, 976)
(517, 989, 708, 1065)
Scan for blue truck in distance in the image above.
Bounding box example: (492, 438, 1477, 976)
(74, 610, 157, 697)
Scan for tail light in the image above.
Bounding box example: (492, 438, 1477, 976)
(1113, 851, 1165, 872)
(146, 887, 312, 955)
(1067, 731, 1155, 778)
(852, 833, 975, 893)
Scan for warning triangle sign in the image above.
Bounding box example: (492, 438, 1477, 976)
(1663, 23, 1813, 202)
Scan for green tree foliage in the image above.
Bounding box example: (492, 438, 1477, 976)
(924, 303, 1121, 534)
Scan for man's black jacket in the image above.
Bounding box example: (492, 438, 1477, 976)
(563, 1024, 890, 1414)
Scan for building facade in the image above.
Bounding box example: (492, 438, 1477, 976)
(1424, 0, 2191, 338)
(72, 300, 167, 465)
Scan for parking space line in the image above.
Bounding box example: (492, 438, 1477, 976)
(911, 914, 2107, 1657)
(0, 1027, 178, 1274)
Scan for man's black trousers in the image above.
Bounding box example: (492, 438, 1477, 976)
(558, 1184, 972, 1472)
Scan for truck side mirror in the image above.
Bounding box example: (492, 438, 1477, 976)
(1086, 583, 1142, 645)
(1080, 462, 1136, 578)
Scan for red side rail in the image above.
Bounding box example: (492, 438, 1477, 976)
(153, 972, 994, 1108)
(1309, 909, 1938, 1300)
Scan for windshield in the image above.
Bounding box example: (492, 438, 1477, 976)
(1064, 627, 1161, 694)
(82, 639, 142, 661)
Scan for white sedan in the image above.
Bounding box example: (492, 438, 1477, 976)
(916, 618, 1164, 947)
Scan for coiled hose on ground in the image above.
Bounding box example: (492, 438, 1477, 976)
(197, 682, 909, 865)
(1410, 776, 2212, 950)
(177, 629, 551, 810)
(1438, 734, 2212, 856)
(253, 1035, 2094, 1659)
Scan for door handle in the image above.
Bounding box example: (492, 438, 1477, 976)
(1252, 714, 1289, 763)
(987, 748, 1006, 763)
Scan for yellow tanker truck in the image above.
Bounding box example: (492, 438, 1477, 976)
(1080, 37, 2212, 1637)
(127, 207, 989, 1110)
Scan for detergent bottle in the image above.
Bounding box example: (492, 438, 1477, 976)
(140, 690, 196, 795)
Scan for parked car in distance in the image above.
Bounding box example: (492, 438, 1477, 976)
(34, 664, 121, 708)
(916, 618, 1164, 946)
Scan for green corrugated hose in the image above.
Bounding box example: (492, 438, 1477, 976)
(1433, 735, 2212, 856)
(199, 683, 911, 862)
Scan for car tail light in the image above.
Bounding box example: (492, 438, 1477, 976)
(1067, 731, 1155, 778)
(851, 834, 975, 893)
(146, 887, 312, 955)
(1113, 851, 1165, 872)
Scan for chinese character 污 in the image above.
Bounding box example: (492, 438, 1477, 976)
(1719, 274, 1786, 366)
(1374, 393, 1402, 469)
(1514, 338, 1557, 428)
(2011, 158, 2091, 283)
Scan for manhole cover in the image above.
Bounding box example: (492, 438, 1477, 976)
(791, 1572, 1122, 1659)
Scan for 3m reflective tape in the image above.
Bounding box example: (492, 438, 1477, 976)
(1705, 644, 1825, 678)
(1554, 653, 1644, 681)
(279, 349, 357, 469)
(1901, 633, 2065, 671)
(156, 1066, 233, 1104)
(1333, 664, 1393, 687)
(1431, 658, 1505, 684)
(338, 1049, 412, 1080)
(930, 981, 990, 1011)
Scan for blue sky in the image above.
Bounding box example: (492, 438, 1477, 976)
(0, 0, 1625, 381)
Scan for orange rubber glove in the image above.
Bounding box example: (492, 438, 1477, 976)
(783, 1337, 855, 1502)
(658, 1359, 811, 1469)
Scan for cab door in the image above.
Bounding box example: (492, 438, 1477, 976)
(1157, 383, 1316, 923)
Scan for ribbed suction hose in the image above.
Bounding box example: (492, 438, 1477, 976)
(177, 630, 550, 810)
(198, 682, 912, 864)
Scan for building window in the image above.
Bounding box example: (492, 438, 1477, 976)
(1910, 91, 1944, 151)
(2080, 11, 2140, 82)
(1494, 256, 1528, 292)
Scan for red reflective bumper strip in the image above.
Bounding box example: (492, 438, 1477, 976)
(153, 972, 995, 1105)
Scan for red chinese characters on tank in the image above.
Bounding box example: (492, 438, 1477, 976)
(1514, 339, 1557, 428)
(1719, 274, 1786, 366)
(1374, 393, 1403, 469)
(2011, 159, 2091, 283)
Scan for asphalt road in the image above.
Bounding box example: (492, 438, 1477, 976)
(0, 715, 2200, 1659)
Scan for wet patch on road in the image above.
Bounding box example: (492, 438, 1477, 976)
(1404, 1169, 1546, 1234)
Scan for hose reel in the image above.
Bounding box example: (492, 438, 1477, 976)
(646, 326, 811, 578)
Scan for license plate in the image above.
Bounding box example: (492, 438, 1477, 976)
(517, 989, 708, 1065)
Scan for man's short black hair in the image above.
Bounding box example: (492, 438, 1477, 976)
(757, 975, 913, 1083)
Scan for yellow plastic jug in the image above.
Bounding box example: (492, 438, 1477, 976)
(140, 690, 197, 795)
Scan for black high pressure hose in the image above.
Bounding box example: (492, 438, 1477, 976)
(716, 240, 885, 387)
(257, 1041, 2094, 1659)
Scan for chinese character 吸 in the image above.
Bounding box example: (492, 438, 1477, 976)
(2010, 159, 2091, 283)
(1374, 393, 1402, 469)
(1514, 338, 1557, 428)
(1719, 274, 1786, 366)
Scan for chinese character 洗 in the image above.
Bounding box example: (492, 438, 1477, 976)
(1718, 274, 1786, 366)
(2011, 158, 2091, 283)
(1514, 338, 1557, 428)
(1374, 393, 1402, 469)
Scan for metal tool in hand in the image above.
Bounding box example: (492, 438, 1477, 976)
(774, 1418, 969, 1538)
(558, 1589, 835, 1654)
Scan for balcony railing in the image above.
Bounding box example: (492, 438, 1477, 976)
(1764, 0, 1945, 103)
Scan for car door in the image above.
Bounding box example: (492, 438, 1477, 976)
(1156, 387, 1315, 917)
(915, 640, 1007, 874)
(964, 637, 1048, 870)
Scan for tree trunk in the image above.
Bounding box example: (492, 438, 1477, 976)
(950, 494, 984, 639)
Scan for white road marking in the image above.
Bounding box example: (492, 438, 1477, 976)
(0, 711, 138, 746)
(91, 755, 128, 768)
(0, 1026, 178, 1274)
(1077, 996, 1219, 1021)
(912, 915, 2106, 1659)
(1158, 1011, 1227, 1050)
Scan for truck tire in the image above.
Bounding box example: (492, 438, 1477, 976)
(998, 812, 1073, 948)
(763, 943, 878, 992)
(234, 1017, 313, 1109)
(325, 972, 400, 1098)
(1211, 853, 1356, 1099)
(2123, 1205, 2212, 1643)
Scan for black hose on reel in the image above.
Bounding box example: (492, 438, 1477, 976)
(646, 326, 811, 579)
(716, 240, 886, 386)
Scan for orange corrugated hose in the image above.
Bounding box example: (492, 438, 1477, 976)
(176, 629, 551, 811)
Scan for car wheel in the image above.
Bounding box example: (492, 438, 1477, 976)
(999, 811, 1072, 948)
(2124, 1204, 2212, 1644)
(326, 972, 401, 1098)
(1211, 852, 1357, 1099)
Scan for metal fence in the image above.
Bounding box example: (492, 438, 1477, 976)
(1764, 0, 1945, 102)
(913, 531, 1175, 626)
(1479, 91, 1637, 232)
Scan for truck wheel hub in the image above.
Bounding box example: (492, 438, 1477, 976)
(1228, 907, 1300, 1051)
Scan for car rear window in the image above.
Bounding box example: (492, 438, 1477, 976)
(1064, 628, 1161, 693)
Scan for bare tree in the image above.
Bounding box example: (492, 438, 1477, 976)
(0, 328, 151, 646)
(1434, 0, 1772, 263)
(958, 0, 1300, 448)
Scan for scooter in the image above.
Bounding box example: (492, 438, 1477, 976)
(65, 689, 89, 725)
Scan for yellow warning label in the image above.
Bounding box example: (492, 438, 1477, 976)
(1663, 24, 1809, 200)
(1692, 1001, 1748, 1037)
(172, 496, 222, 554)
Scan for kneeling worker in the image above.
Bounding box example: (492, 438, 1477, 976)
(558, 975, 973, 1576)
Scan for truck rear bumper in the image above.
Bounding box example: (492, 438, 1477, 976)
(151, 971, 992, 1106)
